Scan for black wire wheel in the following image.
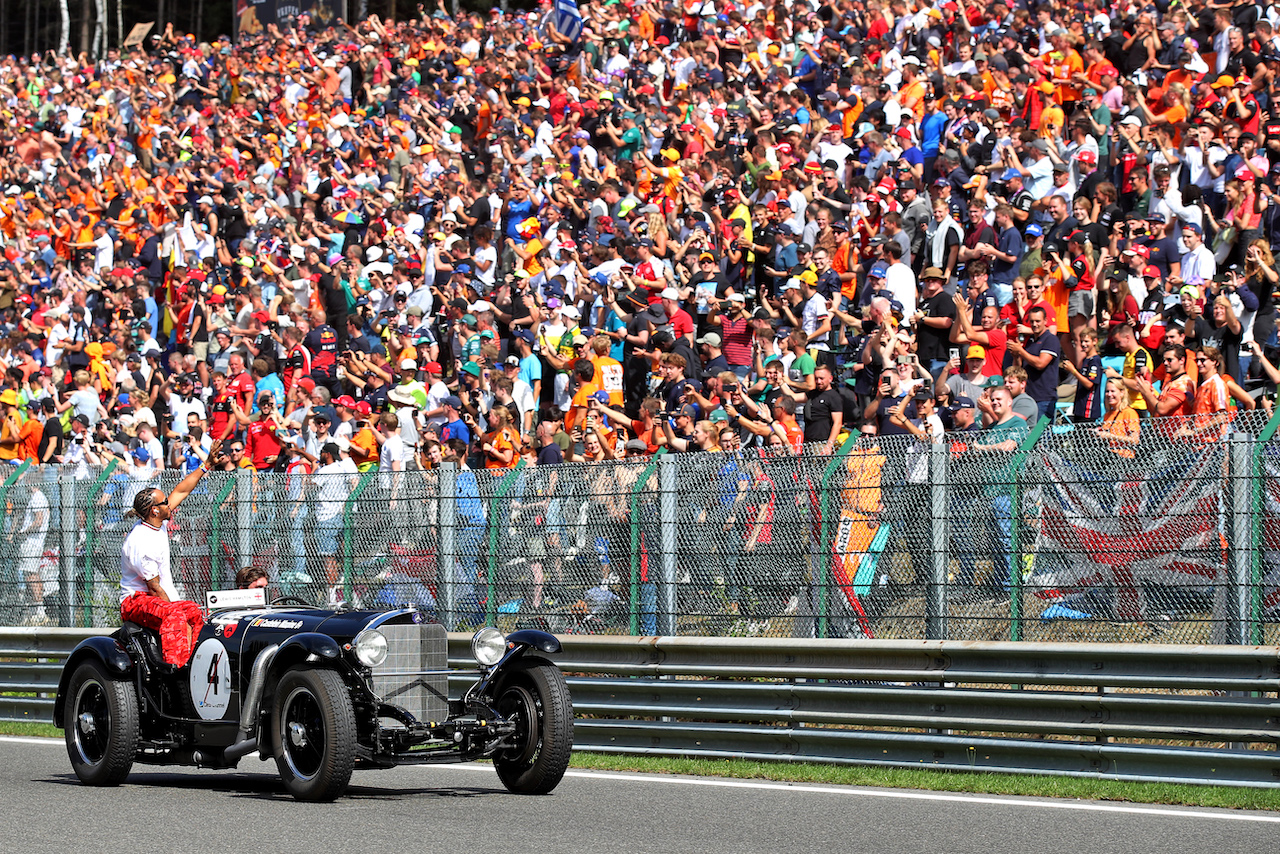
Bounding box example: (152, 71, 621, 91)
(492, 657, 574, 795)
(270, 667, 356, 802)
(64, 660, 138, 786)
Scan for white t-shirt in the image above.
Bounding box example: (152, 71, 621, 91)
(120, 520, 177, 602)
(314, 460, 354, 521)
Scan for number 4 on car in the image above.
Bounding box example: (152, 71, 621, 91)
(54, 588, 573, 802)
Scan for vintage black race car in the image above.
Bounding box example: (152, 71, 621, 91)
(53, 589, 573, 801)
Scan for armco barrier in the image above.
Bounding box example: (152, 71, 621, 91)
(3, 630, 1278, 787)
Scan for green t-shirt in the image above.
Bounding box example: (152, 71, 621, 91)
(982, 417, 1030, 497)
(620, 127, 644, 161)
(789, 353, 816, 384)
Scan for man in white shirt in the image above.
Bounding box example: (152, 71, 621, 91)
(312, 441, 357, 604)
(118, 442, 222, 666)
(1179, 222, 1216, 287)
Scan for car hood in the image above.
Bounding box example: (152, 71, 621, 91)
(211, 607, 413, 643)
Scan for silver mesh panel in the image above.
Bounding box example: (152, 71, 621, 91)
(370, 623, 449, 724)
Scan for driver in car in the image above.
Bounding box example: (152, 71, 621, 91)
(119, 439, 225, 667)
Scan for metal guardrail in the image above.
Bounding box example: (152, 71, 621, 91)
(3, 630, 1278, 787)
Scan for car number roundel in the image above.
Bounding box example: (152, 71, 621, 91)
(189, 638, 233, 721)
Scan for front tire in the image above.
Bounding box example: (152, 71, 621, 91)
(493, 657, 573, 794)
(270, 667, 356, 802)
(64, 660, 138, 786)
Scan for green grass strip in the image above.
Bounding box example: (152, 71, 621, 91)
(566, 753, 1280, 812)
(4, 721, 1276, 811)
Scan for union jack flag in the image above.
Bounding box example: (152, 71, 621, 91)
(1030, 444, 1228, 619)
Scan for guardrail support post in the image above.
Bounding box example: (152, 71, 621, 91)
(659, 454, 678, 636)
(928, 441, 949, 640)
(438, 463, 458, 631)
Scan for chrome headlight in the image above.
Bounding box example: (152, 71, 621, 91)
(352, 629, 388, 668)
(471, 627, 506, 667)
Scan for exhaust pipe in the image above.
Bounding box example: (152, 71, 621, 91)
(221, 643, 279, 764)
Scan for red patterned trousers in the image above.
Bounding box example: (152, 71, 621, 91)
(120, 592, 205, 666)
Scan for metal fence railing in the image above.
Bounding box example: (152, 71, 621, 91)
(4, 630, 1277, 787)
(1, 408, 1279, 643)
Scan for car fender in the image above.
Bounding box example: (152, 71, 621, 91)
(504, 629, 561, 656)
(52, 636, 134, 726)
(477, 630, 563, 697)
(270, 632, 343, 669)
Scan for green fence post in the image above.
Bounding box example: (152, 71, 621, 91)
(1009, 416, 1051, 641)
(207, 474, 238, 586)
(1248, 407, 1280, 645)
(79, 460, 119, 626)
(628, 450, 667, 635)
(341, 470, 380, 602)
(485, 460, 528, 625)
(817, 434, 861, 640)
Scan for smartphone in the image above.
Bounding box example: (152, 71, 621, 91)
(949, 347, 960, 362)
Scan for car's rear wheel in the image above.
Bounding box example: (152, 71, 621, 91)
(493, 657, 573, 795)
(64, 660, 138, 786)
(271, 667, 356, 802)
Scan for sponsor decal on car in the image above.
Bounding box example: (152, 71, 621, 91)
(251, 618, 305, 630)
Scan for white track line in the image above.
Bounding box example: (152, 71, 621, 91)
(7, 736, 1277, 823)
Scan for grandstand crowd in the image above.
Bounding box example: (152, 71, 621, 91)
(0, 0, 1277, 480)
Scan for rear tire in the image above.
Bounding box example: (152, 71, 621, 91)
(493, 657, 573, 794)
(271, 667, 356, 802)
(64, 660, 138, 786)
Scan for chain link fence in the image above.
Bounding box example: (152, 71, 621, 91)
(2, 409, 1279, 644)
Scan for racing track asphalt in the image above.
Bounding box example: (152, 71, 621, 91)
(1, 737, 1278, 854)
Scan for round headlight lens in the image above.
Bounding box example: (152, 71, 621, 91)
(471, 627, 506, 667)
(353, 629, 388, 668)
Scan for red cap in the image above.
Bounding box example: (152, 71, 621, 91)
(1076, 149, 1097, 164)
(876, 176, 898, 195)
(354, 400, 372, 417)
(335, 394, 356, 408)
(1142, 265, 1161, 278)
(894, 127, 913, 140)
(297, 377, 317, 394)
(252, 310, 270, 324)
(423, 361, 442, 374)
(1131, 244, 1151, 259)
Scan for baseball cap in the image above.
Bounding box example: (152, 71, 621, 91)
(966, 344, 986, 359)
(697, 332, 722, 347)
(1025, 223, 1043, 238)
(1142, 265, 1161, 279)
(423, 361, 442, 374)
(443, 395, 463, 409)
(400, 358, 418, 371)
(947, 396, 976, 412)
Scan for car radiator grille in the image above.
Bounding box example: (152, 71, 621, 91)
(370, 623, 449, 724)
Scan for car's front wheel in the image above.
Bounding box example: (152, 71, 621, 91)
(270, 667, 356, 802)
(64, 660, 138, 786)
(493, 657, 573, 794)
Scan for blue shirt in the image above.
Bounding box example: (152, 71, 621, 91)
(442, 418, 471, 446)
(519, 353, 543, 390)
(253, 373, 286, 413)
(920, 110, 948, 157)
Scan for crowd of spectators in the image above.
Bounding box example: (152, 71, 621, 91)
(0, 0, 1278, 494)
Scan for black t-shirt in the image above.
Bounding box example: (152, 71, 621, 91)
(916, 291, 958, 362)
(466, 196, 491, 228)
(803, 387, 844, 442)
(38, 417, 63, 462)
